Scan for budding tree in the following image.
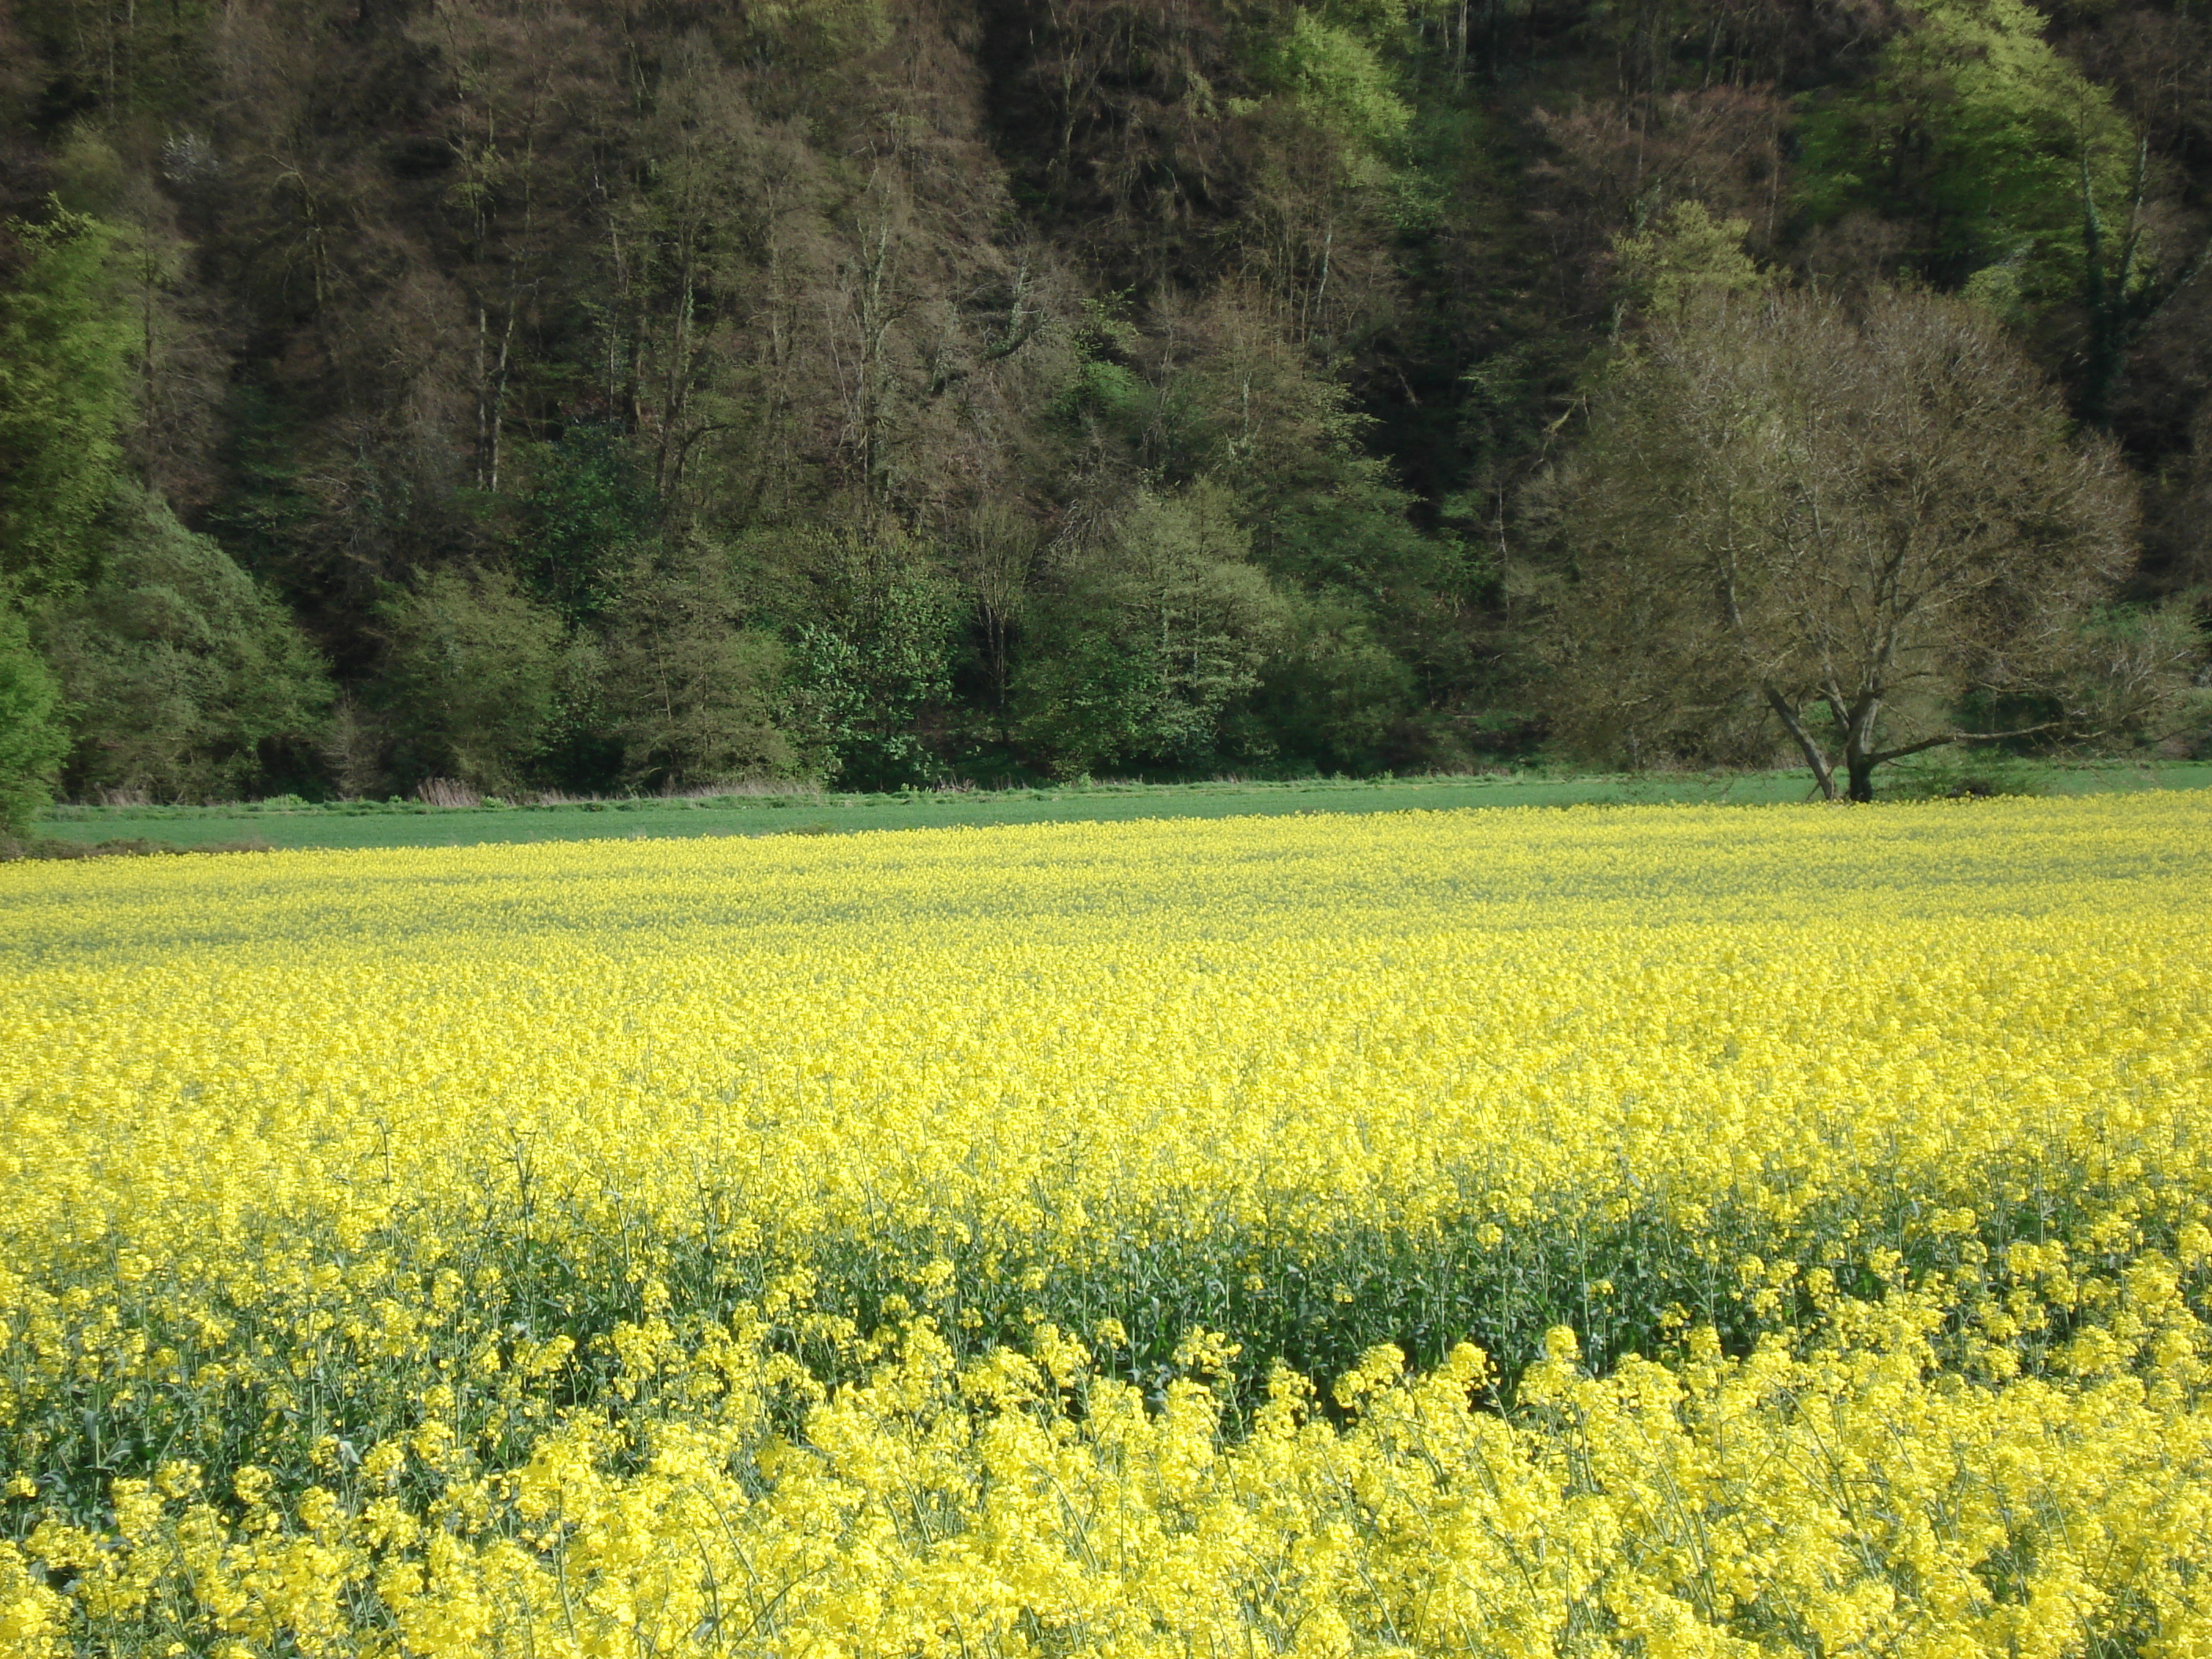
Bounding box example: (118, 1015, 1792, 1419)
(1539, 284, 2159, 800)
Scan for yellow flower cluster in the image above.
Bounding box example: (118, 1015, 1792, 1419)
(2, 795, 2209, 1657)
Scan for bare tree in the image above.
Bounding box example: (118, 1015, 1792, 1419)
(1540, 284, 2171, 800)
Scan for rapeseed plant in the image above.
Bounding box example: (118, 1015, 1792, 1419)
(2, 796, 2208, 1656)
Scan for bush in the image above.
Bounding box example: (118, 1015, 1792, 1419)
(1876, 749, 2050, 800)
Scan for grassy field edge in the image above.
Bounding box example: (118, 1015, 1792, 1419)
(19, 756, 2212, 855)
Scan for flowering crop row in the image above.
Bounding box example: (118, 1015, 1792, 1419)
(2, 796, 2209, 1657)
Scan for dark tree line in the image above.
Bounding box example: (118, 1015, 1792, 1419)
(0, 0, 2206, 822)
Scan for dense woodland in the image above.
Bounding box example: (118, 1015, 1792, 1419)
(0, 0, 2207, 812)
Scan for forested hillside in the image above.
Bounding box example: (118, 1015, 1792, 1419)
(0, 0, 2207, 807)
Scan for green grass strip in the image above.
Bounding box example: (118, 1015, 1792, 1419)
(28, 758, 2212, 854)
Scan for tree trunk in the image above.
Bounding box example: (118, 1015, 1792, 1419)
(1764, 688, 1839, 800)
(1841, 693, 1884, 802)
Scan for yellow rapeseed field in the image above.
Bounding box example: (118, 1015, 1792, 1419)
(2, 794, 2210, 1659)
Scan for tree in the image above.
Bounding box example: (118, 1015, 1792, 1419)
(1796, 0, 2139, 298)
(1539, 285, 2152, 800)
(374, 566, 567, 794)
(1016, 482, 1289, 776)
(1795, 0, 2199, 423)
(6, 0, 2206, 800)
(0, 207, 134, 599)
(782, 528, 960, 790)
(38, 486, 333, 801)
(1611, 200, 1765, 324)
(601, 540, 798, 790)
(0, 606, 68, 835)
(1254, 592, 1419, 771)
(951, 497, 1044, 738)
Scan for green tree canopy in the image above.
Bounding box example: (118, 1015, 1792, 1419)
(782, 529, 961, 792)
(1017, 482, 1290, 777)
(1538, 286, 2153, 800)
(601, 540, 797, 790)
(1796, 0, 2140, 306)
(0, 606, 68, 834)
(374, 567, 569, 796)
(38, 488, 334, 802)
(0, 207, 134, 600)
